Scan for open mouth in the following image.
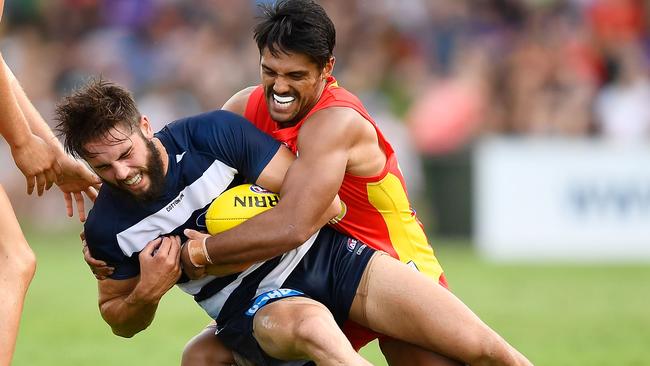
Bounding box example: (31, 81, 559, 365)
(273, 94, 295, 104)
(123, 173, 143, 186)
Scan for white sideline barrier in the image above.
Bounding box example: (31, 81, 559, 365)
(474, 138, 650, 262)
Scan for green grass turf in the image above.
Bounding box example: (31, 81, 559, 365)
(12, 229, 650, 365)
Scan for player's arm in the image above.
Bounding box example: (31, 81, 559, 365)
(199, 109, 357, 265)
(0, 53, 62, 195)
(1, 58, 101, 218)
(221, 87, 341, 230)
(182, 143, 341, 276)
(255, 145, 342, 223)
(97, 237, 181, 338)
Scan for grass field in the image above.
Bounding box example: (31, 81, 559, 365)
(12, 227, 650, 366)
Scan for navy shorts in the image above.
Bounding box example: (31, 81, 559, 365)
(216, 227, 375, 366)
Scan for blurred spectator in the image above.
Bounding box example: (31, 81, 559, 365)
(406, 42, 492, 155)
(0, 0, 649, 226)
(594, 43, 650, 142)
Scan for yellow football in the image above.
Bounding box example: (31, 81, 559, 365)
(206, 184, 279, 235)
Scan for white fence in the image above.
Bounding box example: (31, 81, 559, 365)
(474, 138, 650, 262)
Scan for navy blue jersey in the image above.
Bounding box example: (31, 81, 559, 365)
(84, 109, 281, 280)
(84, 110, 375, 364)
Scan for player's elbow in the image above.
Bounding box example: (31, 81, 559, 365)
(100, 307, 146, 338)
(280, 223, 315, 249)
(15, 243, 37, 284)
(112, 328, 136, 338)
(109, 322, 144, 338)
(3, 237, 37, 285)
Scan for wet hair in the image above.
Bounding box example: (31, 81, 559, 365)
(254, 0, 335, 69)
(55, 78, 141, 158)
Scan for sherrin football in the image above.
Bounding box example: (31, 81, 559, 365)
(205, 184, 279, 235)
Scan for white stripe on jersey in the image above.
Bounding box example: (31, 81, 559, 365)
(176, 275, 218, 295)
(116, 160, 237, 256)
(196, 231, 319, 319)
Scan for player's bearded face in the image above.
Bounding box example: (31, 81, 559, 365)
(260, 48, 331, 127)
(86, 129, 166, 202)
(105, 135, 165, 202)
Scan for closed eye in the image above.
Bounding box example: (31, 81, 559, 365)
(262, 66, 277, 77)
(287, 72, 307, 80)
(119, 147, 133, 160)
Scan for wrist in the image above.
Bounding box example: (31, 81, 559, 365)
(187, 237, 213, 267)
(49, 136, 66, 157)
(8, 130, 32, 150)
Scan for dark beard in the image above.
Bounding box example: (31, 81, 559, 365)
(136, 138, 166, 202)
(104, 138, 166, 203)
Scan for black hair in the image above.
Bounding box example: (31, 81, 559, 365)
(254, 0, 335, 69)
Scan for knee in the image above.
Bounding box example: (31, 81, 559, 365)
(181, 329, 234, 366)
(2, 240, 36, 286)
(291, 310, 336, 352)
(255, 303, 338, 358)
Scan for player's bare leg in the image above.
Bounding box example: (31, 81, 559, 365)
(253, 297, 372, 366)
(0, 186, 36, 366)
(380, 339, 464, 366)
(350, 253, 533, 366)
(181, 321, 236, 366)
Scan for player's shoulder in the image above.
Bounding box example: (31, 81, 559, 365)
(162, 109, 250, 141)
(299, 105, 374, 149)
(222, 86, 258, 115)
(312, 86, 365, 122)
(305, 106, 364, 132)
(169, 109, 243, 128)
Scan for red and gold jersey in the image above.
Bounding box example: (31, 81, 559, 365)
(244, 77, 444, 282)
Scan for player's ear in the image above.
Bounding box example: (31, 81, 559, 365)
(139, 115, 154, 139)
(322, 56, 335, 79)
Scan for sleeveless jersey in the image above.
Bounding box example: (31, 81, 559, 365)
(244, 77, 444, 281)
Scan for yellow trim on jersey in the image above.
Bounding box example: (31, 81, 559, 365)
(366, 173, 443, 280)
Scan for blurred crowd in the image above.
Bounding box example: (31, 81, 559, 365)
(1, 0, 649, 223)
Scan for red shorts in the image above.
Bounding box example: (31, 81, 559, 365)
(343, 273, 449, 351)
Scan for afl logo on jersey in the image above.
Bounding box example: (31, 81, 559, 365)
(249, 185, 273, 194)
(329, 200, 347, 225)
(346, 238, 358, 252)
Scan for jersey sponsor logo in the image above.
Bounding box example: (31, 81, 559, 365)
(234, 194, 279, 208)
(245, 289, 304, 316)
(249, 184, 273, 194)
(175, 151, 187, 163)
(166, 193, 185, 212)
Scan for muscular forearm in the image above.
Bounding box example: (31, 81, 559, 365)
(99, 287, 160, 338)
(3, 59, 65, 156)
(0, 55, 32, 149)
(205, 199, 336, 265)
(206, 211, 306, 265)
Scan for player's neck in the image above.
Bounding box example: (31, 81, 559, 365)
(152, 137, 169, 176)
